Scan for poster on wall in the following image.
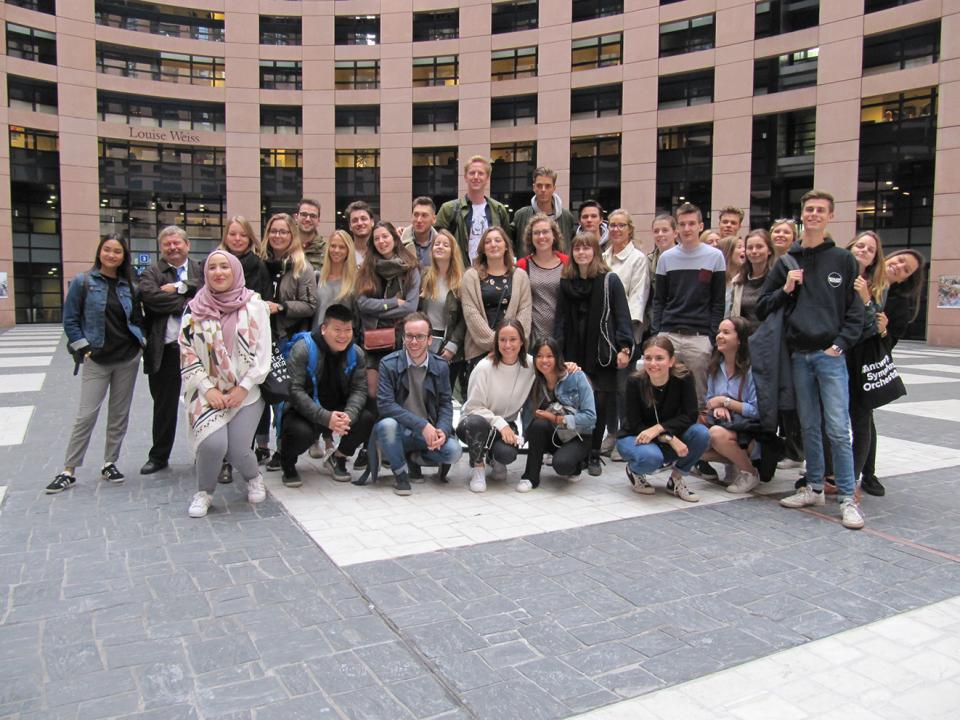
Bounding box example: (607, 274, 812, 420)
(0, 272, 7, 299)
(937, 276, 960, 309)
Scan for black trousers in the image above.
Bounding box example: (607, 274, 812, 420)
(279, 406, 376, 472)
(457, 414, 518, 467)
(147, 342, 181, 463)
(523, 417, 589, 487)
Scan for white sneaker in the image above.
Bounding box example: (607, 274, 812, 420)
(516, 478, 533, 493)
(247, 474, 266, 504)
(727, 470, 760, 494)
(780, 485, 825, 508)
(490, 460, 507, 482)
(841, 498, 865, 530)
(543, 453, 553, 465)
(188, 491, 212, 518)
(627, 467, 654, 495)
(777, 458, 805, 470)
(469, 467, 487, 493)
(308, 440, 324, 459)
(723, 463, 737, 485)
(670, 471, 699, 502)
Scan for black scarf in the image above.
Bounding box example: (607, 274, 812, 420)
(559, 274, 606, 374)
(373, 256, 411, 299)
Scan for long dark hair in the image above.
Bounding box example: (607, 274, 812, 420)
(633, 335, 689, 407)
(529, 336, 564, 408)
(94, 233, 133, 284)
(707, 317, 752, 380)
(355, 220, 418, 297)
(491, 319, 528, 368)
(887, 248, 926, 322)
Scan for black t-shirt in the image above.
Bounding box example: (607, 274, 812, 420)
(315, 351, 347, 411)
(90, 277, 140, 364)
(481, 273, 511, 329)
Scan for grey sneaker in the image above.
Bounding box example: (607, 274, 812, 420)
(727, 470, 760, 494)
(841, 498, 865, 530)
(626, 467, 654, 495)
(325, 455, 351, 482)
(670, 471, 699, 502)
(780, 485, 825, 508)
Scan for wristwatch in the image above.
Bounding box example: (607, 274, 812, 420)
(723, 397, 732, 409)
(659, 433, 674, 442)
(830, 344, 844, 355)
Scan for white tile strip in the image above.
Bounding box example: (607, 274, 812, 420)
(0, 406, 34, 445)
(894, 363, 960, 375)
(0, 356, 52, 368)
(0, 373, 45, 393)
(0, 347, 59, 355)
(880, 400, 960, 424)
(898, 373, 960, 385)
(574, 596, 960, 720)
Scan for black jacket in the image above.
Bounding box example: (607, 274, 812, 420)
(756, 240, 864, 353)
(554, 272, 634, 375)
(287, 331, 368, 428)
(138, 259, 202, 374)
(619, 372, 698, 439)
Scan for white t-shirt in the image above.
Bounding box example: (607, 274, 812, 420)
(468, 201, 488, 263)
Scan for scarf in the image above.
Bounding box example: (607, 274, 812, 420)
(374, 256, 411, 299)
(530, 193, 563, 216)
(559, 274, 608, 373)
(188, 251, 254, 355)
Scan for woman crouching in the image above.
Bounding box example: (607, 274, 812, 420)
(615, 336, 709, 501)
(180, 250, 272, 518)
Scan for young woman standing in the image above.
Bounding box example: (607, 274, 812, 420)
(729, 229, 776, 333)
(314, 229, 358, 327)
(770, 219, 797, 258)
(516, 214, 568, 343)
(220, 216, 271, 301)
(646, 214, 678, 332)
(48, 235, 145, 493)
(418, 229, 466, 384)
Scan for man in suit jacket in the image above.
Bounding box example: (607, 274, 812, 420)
(138, 226, 202, 474)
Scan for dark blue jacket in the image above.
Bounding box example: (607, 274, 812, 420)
(63, 269, 145, 356)
(376, 349, 454, 438)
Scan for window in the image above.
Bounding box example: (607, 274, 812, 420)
(335, 149, 380, 227)
(750, 110, 815, 229)
(95, 1, 224, 42)
(491, 94, 537, 127)
(413, 55, 458, 86)
(412, 147, 457, 210)
(755, 0, 819, 39)
(569, 135, 621, 211)
(335, 60, 379, 89)
(491, 47, 537, 80)
(6, 0, 55, 13)
(754, 48, 818, 95)
(571, 84, 622, 119)
(260, 60, 302, 90)
(658, 69, 714, 108)
(335, 105, 380, 134)
(491, 142, 536, 212)
(863, 21, 940, 75)
(492, 1, 538, 34)
(573, 0, 624, 22)
(261, 149, 302, 169)
(659, 15, 714, 57)
(571, 33, 622, 70)
(335, 15, 379, 45)
(412, 102, 458, 132)
(262, 150, 302, 219)
(260, 105, 302, 135)
(260, 15, 301, 46)
(865, 0, 921, 11)
(656, 123, 713, 216)
(6, 23, 56, 64)
(412, 9, 459, 41)
(7, 75, 57, 113)
(96, 44, 225, 86)
(98, 91, 225, 131)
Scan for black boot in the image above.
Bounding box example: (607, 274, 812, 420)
(587, 450, 603, 477)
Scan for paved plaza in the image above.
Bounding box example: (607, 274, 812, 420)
(1, 325, 959, 719)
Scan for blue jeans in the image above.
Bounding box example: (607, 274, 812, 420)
(791, 351, 855, 500)
(615, 424, 710, 477)
(374, 417, 462, 476)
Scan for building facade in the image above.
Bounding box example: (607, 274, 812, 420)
(0, 0, 956, 344)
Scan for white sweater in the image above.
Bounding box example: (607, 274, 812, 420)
(461, 355, 536, 430)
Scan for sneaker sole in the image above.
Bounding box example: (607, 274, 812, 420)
(45, 484, 74, 495)
(393, 488, 412, 496)
(248, 494, 266, 504)
(282, 479, 303, 488)
(101, 476, 125, 484)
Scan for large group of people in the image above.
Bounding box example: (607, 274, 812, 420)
(52, 156, 928, 532)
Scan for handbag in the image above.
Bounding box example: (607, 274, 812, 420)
(849, 334, 907, 410)
(363, 326, 396, 352)
(260, 342, 292, 404)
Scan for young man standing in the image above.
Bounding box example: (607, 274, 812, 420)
(296, 198, 325, 271)
(401, 196, 439, 271)
(435, 155, 511, 266)
(757, 190, 865, 529)
(511, 167, 576, 255)
(718, 206, 744, 238)
(346, 200, 374, 265)
(576, 200, 609, 250)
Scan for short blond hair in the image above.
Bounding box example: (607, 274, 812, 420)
(464, 154, 492, 175)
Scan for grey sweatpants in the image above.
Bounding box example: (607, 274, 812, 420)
(64, 354, 141, 469)
(196, 399, 264, 494)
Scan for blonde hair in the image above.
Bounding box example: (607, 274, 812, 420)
(847, 231, 889, 305)
(220, 216, 263, 258)
(262, 213, 307, 278)
(464, 154, 492, 175)
(421, 229, 463, 300)
(718, 235, 744, 284)
(319, 229, 357, 301)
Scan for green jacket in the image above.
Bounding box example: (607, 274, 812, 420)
(301, 233, 326, 272)
(435, 194, 511, 266)
(511, 205, 576, 256)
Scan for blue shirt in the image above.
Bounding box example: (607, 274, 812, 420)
(706, 365, 759, 419)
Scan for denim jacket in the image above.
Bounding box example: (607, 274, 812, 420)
(523, 369, 596, 435)
(377, 349, 454, 438)
(63, 269, 145, 355)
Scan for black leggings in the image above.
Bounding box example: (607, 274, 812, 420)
(457, 414, 518, 467)
(279, 406, 376, 472)
(592, 389, 614, 451)
(523, 417, 589, 487)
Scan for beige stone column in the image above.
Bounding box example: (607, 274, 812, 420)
(303, 1, 336, 231)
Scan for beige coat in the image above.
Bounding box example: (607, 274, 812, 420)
(460, 267, 532, 361)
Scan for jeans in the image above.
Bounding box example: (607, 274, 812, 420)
(457, 414, 518, 467)
(791, 351, 855, 499)
(615, 424, 709, 477)
(373, 417, 462, 477)
(523, 417, 590, 487)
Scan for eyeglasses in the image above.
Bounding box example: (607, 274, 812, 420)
(269, 228, 292, 236)
(608, 223, 629, 230)
(297, 212, 319, 220)
(531, 229, 553, 237)
(403, 333, 429, 343)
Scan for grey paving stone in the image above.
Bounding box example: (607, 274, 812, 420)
(682, 626, 776, 665)
(319, 615, 399, 652)
(186, 634, 259, 675)
(562, 642, 645, 676)
(404, 619, 488, 658)
(332, 685, 414, 720)
(622, 629, 686, 658)
(44, 641, 104, 679)
(430, 652, 505, 692)
(389, 600, 461, 628)
(477, 640, 539, 667)
(450, 595, 519, 620)
(563, 689, 623, 714)
(271, 663, 319, 697)
(353, 641, 426, 683)
(640, 645, 725, 684)
(388, 674, 460, 717)
(516, 657, 604, 701)
(518, 619, 583, 656)
(594, 666, 665, 699)
(46, 668, 138, 708)
(253, 693, 338, 720)
(463, 678, 569, 720)
(104, 638, 186, 669)
(137, 661, 194, 709)
(115, 705, 199, 720)
(253, 627, 332, 666)
(567, 620, 633, 646)
(196, 677, 287, 717)
(305, 652, 376, 695)
(76, 690, 142, 720)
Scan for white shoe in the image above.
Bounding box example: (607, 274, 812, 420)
(247, 474, 266, 504)
(841, 498, 865, 530)
(627, 467, 654, 495)
(670, 471, 699, 502)
(777, 458, 805, 470)
(780, 485, 825, 508)
(188, 491, 212, 518)
(490, 460, 507, 482)
(727, 470, 760, 494)
(516, 478, 533, 493)
(469, 467, 487, 493)
(308, 440, 323, 459)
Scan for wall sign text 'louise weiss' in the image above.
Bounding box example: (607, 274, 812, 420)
(127, 127, 202, 144)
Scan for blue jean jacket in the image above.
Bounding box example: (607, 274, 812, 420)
(522, 370, 597, 434)
(63, 269, 145, 354)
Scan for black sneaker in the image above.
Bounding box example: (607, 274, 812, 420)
(265, 452, 282, 472)
(353, 448, 369, 470)
(325, 454, 351, 482)
(100, 463, 125, 484)
(282, 467, 302, 488)
(691, 460, 718, 481)
(218, 463, 233, 484)
(587, 451, 603, 477)
(406, 453, 424, 482)
(255, 447, 271, 465)
(45, 473, 76, 494)
(861, 475, 885, 497)
(393, 474, 412, 496)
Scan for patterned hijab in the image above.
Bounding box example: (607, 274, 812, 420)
(188, 250, 253, 354)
